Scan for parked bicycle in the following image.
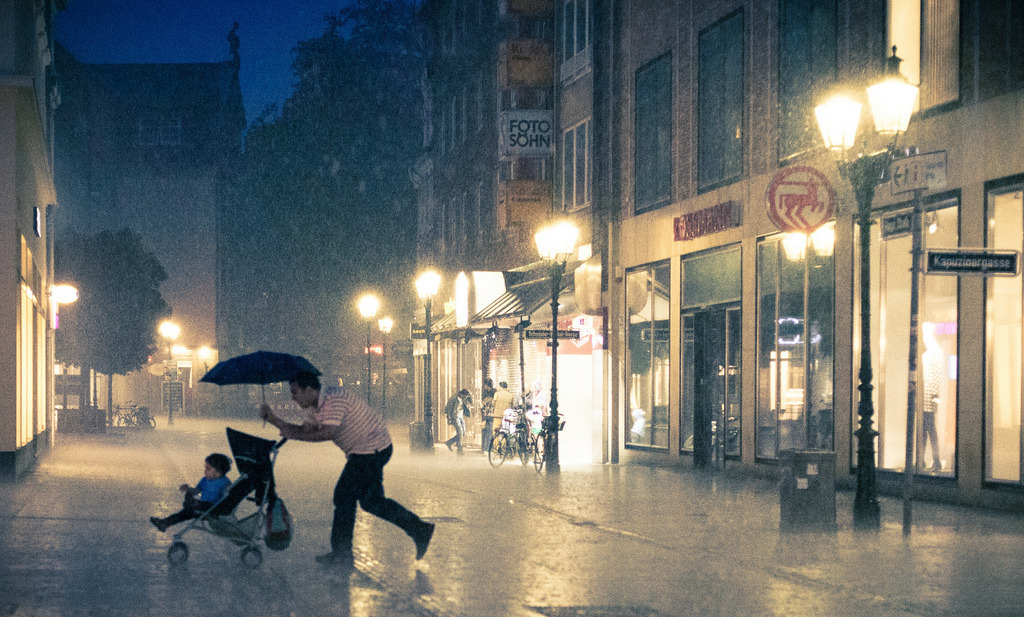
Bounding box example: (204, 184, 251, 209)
(531, 417, 565, 472)
(111, 403, 156, 429)
(488, 406, 533, 467)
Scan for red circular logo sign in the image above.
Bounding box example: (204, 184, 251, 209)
(766, 166, 836, 232)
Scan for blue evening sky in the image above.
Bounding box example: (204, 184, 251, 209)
(55, 1, 351, 123)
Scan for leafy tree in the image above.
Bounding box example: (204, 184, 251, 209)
(225, 0, 422, 364)
(55, 228, 171, 413)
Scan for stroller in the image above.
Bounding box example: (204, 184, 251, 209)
(165, 428, 289, 568)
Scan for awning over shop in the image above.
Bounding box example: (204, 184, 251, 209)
(472, 260, 581, 325)
(431, 311, 459, 332)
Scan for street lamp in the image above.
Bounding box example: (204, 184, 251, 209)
(158, 320, 181, 425)
(815, 46, 918, 529)
(416, 270, 441, 449)
(535, 219, 579, 474)
(378, 316, 393, 415)
(357, 294, 380, 403)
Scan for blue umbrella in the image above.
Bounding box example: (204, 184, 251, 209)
(200, 351, 321, 407)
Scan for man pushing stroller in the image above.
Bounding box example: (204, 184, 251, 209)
(261, 371, 435, 569)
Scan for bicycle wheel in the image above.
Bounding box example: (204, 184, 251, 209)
(113, 414, 127, 427)
(517, 432, 531, 465)
(533, 433, 546, 472)
(488, 433, 508, 467)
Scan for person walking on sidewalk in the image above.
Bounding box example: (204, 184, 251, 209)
(444, 388, 471, 454)
(261, 371, 434, 568)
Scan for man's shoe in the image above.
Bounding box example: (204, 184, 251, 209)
(446, 442, 453, 452)
(150, 516, 169, 532)
(413, 522, 435, 560)
(315, 551, 354, 569)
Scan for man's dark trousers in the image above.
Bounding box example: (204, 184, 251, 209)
(331, 444, 424, 552)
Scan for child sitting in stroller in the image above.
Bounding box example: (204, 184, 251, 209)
(151, 453, 232, 532)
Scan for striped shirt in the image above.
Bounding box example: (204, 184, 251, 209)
(314, 386, 392, 455)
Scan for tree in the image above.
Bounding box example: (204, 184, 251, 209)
(224, 0, 423, 368)
(55, 228, 171, 415)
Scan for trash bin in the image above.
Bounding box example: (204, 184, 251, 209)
(779, 449, 836, 531)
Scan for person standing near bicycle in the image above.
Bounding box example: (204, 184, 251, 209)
(444, 389, 471, 454)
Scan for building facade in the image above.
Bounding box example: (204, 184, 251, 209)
(52, 37, 245, 418)
(607, 0, 1024, 510)
(418, 0, 1024, 509)
(0, 0, 63, 478)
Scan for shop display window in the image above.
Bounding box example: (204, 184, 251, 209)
(863, 200, 958, 477)
(985, 184, 1024, 483)
(756, 224, 835, 459)
(626, 261, 670, 449)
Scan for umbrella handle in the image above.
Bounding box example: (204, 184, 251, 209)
(262, 383, 267, 427)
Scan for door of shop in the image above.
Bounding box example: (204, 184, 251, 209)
(684, 305, 741, 468)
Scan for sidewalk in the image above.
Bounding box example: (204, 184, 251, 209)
(1, 418, 1023, 616)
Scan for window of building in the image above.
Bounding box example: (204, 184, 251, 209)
(634, 53, 672, 214)
(561, 0, 591, 82)
(626, 260, 671, 449)
(888, 0, 959, 109)
(561, 118, 590, 211)
(757, 224, 835, 459)
(778, 0, 836, 159)
(986, 181, 1024, 483)
(698, 11, 744, 192)
(863, 199, 958, 476)
(460, 85, 467, 142)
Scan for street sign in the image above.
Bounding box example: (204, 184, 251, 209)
(391, 340, 414, 357)
(881, 211, 914, 239)
(410, 323, 428, 339)
(925, 249, 1019, 277)
(890, 151, 947, 194)
(524, 329, 580, 340)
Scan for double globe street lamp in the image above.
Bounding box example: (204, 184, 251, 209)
(814, 47, 918, 529)
(415, 270, 441, 450)
(535, 219, 579, 474)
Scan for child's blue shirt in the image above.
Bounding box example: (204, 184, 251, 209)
(195, 476, 231, 503)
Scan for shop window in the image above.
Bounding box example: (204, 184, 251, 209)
(698, 11, 744, 192)
(888, 0, 959, 110)
(680, 248, 742, 461)
(864, 199, 958, 476)
(634, 54, 672, 214)
(757, 224, 835, 459)
(985, 183, 1024, 483)
(778, 0, 836, 159)
(626, 260, 671, 449)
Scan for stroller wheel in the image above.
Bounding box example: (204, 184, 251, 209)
(240, 546, 262, 569)
(167, 541, 189, 565)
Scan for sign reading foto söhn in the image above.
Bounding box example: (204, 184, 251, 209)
(500, 110, 554, 158)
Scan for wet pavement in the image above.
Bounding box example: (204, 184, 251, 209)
(2, 417, 1024, 616)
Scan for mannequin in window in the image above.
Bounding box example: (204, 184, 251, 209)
(920, 322, 944, 472)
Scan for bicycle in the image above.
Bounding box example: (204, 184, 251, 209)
(112, 403, 156, 429)
(488, 406, 533, 468)
(531, 416, 564, 472)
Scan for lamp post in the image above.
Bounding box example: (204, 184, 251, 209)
(158, 320, 181, 426)
(535, 219, 579, 474)
(815, 47, 918, 529)
(378, 316, 393, 415)
(357, 294, 380, 403)
(416, 270, 441, 449)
